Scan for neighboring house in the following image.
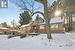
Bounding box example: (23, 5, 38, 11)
(50, 17, 64, 33)
(0, 27, 9, 34)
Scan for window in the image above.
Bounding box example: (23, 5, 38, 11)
(40, 25, 44, 29)
(51, 24, 58, 28)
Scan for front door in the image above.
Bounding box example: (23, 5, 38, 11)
(32, 26, 38, 33)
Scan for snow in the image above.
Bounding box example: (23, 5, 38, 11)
(0, 27, 9, 29)
(20, 22, 33, 28)
(50, 17, 64, 24)
(20, 24, 30, 28)
(20, 17, 64, 28)
(0, 32, 75, 50)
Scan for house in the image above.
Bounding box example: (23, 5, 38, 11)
(0, 27, 9, 34)
(50, 17, 65, 33)
(19, 22, 32, 35)
(20, 14, 65, 34)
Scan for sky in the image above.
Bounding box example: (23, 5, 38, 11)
(0, 0, 54, 25)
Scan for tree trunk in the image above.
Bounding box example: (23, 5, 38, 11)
(43, 0, 52, 39)
(68, 13, 72, 31)
(46, 20, 52, 39)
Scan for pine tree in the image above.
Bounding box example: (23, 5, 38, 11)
(19, 11, 32, 25)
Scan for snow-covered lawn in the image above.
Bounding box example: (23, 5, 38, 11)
(0, 32, 75, 50)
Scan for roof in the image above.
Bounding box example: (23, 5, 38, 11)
(35, 15, 44, 23)
(20, 22, 33, 28)
(0, 27, 9, 30)
(50, 17, 64, 24)
(20, 24, 30, 28)
(20, 17, 64, 28)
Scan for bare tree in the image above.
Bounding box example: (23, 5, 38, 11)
(10, 0, 52, 39)
(11, 19, 17, 29)
(10, 0, 42, 16)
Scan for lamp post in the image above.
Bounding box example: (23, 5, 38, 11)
(35, 0, 52, 39)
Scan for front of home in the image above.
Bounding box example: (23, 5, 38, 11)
(20, 15, 65, 35)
